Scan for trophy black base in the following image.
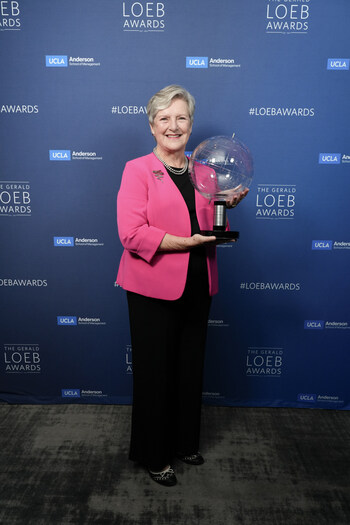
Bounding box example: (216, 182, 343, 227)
(201, 230, 239, 241)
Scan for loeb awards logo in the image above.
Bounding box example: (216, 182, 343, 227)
(122, 1, 165, 32)
(0, 181, 31, 216)
(246, 347, 284, 377)
(126, 344, 133, 374)
(256, 184, 296, 219)
(3, 343, 41, 374)
(0, 1, 20, 31)
(265, 0, 310, 34)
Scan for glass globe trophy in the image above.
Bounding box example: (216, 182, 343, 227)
(189, 135, 254, 241)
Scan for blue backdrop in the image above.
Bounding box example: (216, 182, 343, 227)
(1, 0, 349, 409)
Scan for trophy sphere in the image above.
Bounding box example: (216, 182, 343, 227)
(189, 135, 254, 201)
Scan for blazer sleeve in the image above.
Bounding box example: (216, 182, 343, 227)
(117, 160, 166, 264)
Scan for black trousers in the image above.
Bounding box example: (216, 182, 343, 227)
(127, 262, 211, 471)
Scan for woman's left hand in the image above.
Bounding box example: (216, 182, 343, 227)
(226, 188, 249, 209)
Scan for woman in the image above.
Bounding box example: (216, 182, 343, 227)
(116, 85, 248, 486)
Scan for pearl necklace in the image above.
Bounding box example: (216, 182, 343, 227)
(153, 147, 188, 175)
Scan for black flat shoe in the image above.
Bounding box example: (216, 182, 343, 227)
(176, 452, 204, 465)
(148, 466, 177, 486)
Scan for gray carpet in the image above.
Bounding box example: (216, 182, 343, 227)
(0, 405, 349, 525)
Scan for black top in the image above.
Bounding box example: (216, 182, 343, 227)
(166, 166, 209, 295)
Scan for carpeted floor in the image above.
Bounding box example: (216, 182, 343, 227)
(0, 404, 349, 525)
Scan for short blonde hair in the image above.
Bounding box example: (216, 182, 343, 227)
(147, 85, 195, 124)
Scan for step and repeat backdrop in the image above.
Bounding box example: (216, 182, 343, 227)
(1, 0, 349, 408)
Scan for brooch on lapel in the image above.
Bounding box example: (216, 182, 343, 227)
(152, 170, 164, 182)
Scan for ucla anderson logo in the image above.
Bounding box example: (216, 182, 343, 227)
(54, 237, 74, 247)
(186, 57, 208, 68)
(312, 240, 332, 250)
(327, 59, 349, 70)
(57, 316, 77, 326)
(304, 320, 325, 330)
(45, 55, 68, 67)
(318, 153, 341, 164)
(61, 389, 80, 398)
(50, 150, 71, 161)
(298, 394, 316, 403)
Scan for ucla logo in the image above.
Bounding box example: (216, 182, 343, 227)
(186, 57, 208, 69)
(46, 55, 68, 67)
(327, 59, 349, 70)
(312, 240, 332, 250)
(298, 394, 316, 403)
(50, 150, 71, 161)
(54, 237, 74, 247)
(61, 389, 80, 398)
(318, 153, 341, 164)
(304, 320, 325, 330)
(57, 316, 77, 325)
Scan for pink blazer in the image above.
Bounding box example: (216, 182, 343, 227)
(116, 152, 219, 300)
